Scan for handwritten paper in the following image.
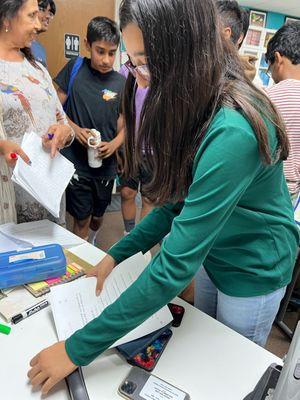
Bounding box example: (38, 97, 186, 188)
(12, 131, 75, 218)
(50, 252, 173, 347)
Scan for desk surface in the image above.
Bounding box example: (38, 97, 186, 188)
(0, 237, 282, 400)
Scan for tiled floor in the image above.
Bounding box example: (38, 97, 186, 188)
(69, 204, 298, 360)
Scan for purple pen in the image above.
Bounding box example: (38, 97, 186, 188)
(48, 133, 54, 140)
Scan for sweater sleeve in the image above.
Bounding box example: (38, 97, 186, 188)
(107, 201, 184, 264)
(65, 116, 262, 365)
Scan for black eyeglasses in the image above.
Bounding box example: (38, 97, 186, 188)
(124, 59, 150, 82)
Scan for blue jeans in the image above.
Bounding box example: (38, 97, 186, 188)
(194, 266, 286, 347)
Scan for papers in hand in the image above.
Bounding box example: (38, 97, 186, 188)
(12, 131, 75, 218)
(50, 252, 173, 347)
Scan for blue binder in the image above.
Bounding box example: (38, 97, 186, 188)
(0, 244, 66, 289)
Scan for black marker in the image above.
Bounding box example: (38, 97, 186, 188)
(11, 299, 49, 324)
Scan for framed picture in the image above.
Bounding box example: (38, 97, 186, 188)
(245, 28, 262, 47)
(250, 10, 266, 28)
(285, 16, 300, 24)
(263, 31, 275, 49)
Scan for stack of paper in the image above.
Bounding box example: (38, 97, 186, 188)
(50, 252, 173, 347)
(0, 219, 85, 248)
(12, 131, 75, 218)
(0, 231, 32, 252)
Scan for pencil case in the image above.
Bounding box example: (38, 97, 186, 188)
(0, 244, 66, 289)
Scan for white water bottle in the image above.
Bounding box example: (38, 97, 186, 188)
(87, 129, 102, 168)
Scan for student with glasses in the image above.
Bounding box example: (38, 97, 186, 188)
(31, 0, 56, 68)
(28, 0, 299, 394)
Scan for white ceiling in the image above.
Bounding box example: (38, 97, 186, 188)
(238, 0, 300, 18)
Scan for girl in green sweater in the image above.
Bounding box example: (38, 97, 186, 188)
(28, 0, 299, 394)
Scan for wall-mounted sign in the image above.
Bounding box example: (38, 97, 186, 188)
(64, 34, 80, 59)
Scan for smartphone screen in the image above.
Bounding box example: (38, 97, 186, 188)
(129, 329, 172, 371)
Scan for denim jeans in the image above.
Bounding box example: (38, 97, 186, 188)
(194, 266, 286, 347)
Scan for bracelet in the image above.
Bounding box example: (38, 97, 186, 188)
(63, 127, 75, 148)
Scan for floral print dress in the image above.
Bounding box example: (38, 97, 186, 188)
(0, 58, 68, 224)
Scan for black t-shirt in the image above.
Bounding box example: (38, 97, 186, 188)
(54, 57, 125, 178)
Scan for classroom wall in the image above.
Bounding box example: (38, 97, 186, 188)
(38, 0, 116, 78)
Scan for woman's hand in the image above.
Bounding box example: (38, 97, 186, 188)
(27, 341, 77, 395)
(86, 254, 117, 296)
(42, 124, 73, 158)
(0, 139, 31, 167)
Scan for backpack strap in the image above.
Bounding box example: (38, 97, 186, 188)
(63, 56, 84, 111)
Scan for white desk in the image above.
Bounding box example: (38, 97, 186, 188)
(0, 238, 282, 400)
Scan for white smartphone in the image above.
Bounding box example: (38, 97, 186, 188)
(118, 367, 190, 400)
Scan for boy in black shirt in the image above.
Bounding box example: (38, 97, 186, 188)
(55, 17, 125, 243)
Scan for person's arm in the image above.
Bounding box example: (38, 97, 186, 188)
(98, 114, 125, 159)
(56, 87, 68, 105)
(36, 66, 75, 157)
(65, 116, 263, 365)
(27, 113, 263, 393)
(109, 201, 183, 262)
(56, 87, 95, 147)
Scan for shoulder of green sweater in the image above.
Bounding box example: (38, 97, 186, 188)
(197, 106, 277, 154)
(209, 107, 255, 133)
(195, 107, 259, 156)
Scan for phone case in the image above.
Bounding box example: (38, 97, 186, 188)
(116, 323, 172, 359)
(168, 303, 185, 327)
(118, 366, 190, 400)
(128, 328, 172, 371)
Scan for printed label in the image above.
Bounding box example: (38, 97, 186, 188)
(9, 250, 46, 263)
(140, 376, 187, 400)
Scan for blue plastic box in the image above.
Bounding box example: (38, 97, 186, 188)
(0, 244, 66, 289)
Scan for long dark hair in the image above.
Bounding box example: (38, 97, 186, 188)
(0, 0, 39, 67)
(120, 0, 288, 205)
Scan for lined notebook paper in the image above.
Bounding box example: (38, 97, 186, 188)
(50, 252, 173, 347)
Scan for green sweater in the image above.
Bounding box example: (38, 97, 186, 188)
(66, 107, 299, 365)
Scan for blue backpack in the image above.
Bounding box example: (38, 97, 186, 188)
(63, 56, 84, 111)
